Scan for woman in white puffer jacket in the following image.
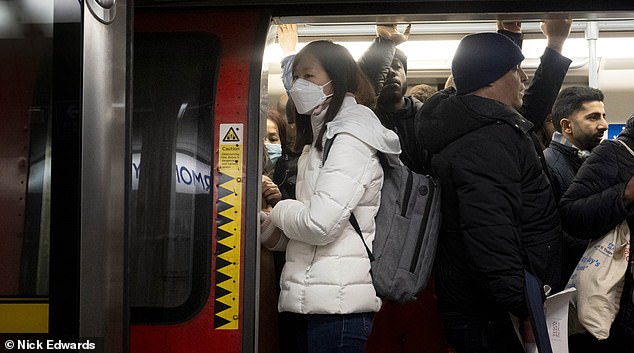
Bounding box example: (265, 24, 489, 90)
(268, 40, 401, 353)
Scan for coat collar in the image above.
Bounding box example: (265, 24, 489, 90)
(324, 96, 401, 155)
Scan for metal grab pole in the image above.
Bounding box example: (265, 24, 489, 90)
(586, 22, 599, 88)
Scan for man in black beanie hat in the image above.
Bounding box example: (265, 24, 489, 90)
(451, 32, 526, 96)
(417, 19, 573, 353)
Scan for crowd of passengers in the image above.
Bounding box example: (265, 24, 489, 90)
(258, 19, 634, 353)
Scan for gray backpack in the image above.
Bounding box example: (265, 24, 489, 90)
(323, 135, 441, 303)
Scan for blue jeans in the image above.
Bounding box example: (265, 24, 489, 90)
(285, 312, 374, 353)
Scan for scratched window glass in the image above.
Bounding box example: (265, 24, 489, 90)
(130, 33, 219, 322)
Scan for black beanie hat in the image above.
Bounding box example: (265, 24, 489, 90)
(451, 32, 525, 95)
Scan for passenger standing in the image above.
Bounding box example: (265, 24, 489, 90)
(266, 108, 298, 201)
(268, 100, 302, 353)
(559, 115, 634, 352)
(268, 40, 401, 353)
(360, 19, 571, 353)
(260, 133, 282, 353)
(263, 109, 285, 178)
(357, 24, 427, 173)
(544, 86, 607, 201)
(543, 86, 607, 284)
(417, 28, 569, 352)
(357, 25, 451, 353)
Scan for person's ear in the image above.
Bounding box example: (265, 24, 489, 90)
(560, 118, 573, 134)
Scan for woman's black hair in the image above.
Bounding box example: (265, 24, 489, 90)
(287, 96, 312, 153)
(291, 40, 374, 151)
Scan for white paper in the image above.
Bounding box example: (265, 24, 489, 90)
(512, 287, 577, 353)
(543, 287, 576, 353)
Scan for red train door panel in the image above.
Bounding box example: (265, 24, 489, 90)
(131, 9, 267, 353)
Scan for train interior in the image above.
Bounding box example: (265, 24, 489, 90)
(256, 15, 634, 352)
(262, 19, 634, 132)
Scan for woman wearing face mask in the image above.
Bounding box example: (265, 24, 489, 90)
(263, 110, 284, 176)
(264, 109, 299, 203)
(260, 109, 301, 353)
(267, 40, 401, 353)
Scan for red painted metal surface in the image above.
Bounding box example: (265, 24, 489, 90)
(0, 38, 44, 295)
(131, 10, 263, 353)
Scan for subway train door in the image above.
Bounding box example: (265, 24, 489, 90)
(130, 9, 268, 353)
(0, 0, 127, 351)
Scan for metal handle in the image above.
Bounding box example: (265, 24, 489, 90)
(86, 0, 116, 24)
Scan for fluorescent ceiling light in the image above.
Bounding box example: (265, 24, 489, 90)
(266, 20, 634, 71)
(265, 38, 596, 71)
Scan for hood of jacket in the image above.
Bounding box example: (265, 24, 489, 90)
(323, 96, 401, 155)
(419, 89, 533, 153)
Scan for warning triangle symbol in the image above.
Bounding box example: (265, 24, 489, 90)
(222, 127, 240, 142)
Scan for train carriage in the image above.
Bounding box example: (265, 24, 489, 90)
(2, 0, 634, 352)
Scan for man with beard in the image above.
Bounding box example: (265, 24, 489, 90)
(357, 24, 430, 173)
(544, 86, 608, 201)
(543, 86, 607, 292)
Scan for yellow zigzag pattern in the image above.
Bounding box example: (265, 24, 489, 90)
(213, 171, 242, 329)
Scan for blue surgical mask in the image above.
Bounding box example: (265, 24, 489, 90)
(264, 143, 282, 165)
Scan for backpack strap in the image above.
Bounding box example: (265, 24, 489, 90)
(349, 213, 375, 262)
(323, 134, 375, 262)
(321, 134, 336, 167)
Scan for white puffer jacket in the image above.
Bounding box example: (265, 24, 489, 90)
(270, 96, 400, 314)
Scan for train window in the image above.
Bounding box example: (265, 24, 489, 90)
(1, 9, 53, 298)
(130, 33, 219, 323)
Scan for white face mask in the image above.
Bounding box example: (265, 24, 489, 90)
(289, 79, 333, 114)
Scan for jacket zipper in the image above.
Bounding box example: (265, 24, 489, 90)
(306, 246, 317, 273)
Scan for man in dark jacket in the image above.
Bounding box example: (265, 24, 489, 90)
(418, 27, 571, 352)
(543, 86, 607, 284)
(544, 86, 607, 201)
(357, 25, 429, 173)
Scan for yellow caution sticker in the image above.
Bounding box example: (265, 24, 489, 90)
(214, 124, 244, 330)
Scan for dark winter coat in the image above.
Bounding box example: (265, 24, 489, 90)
(543, 140, 585, 202)
(543, 139, 591, 282)
(272, 152, 298, 201)
(559, 129, 634, 344)
(419, 93, 563, 319)
(374, 97, 427, 173)
(417, 47, 571, 320)
(559, 135, 634, 239)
